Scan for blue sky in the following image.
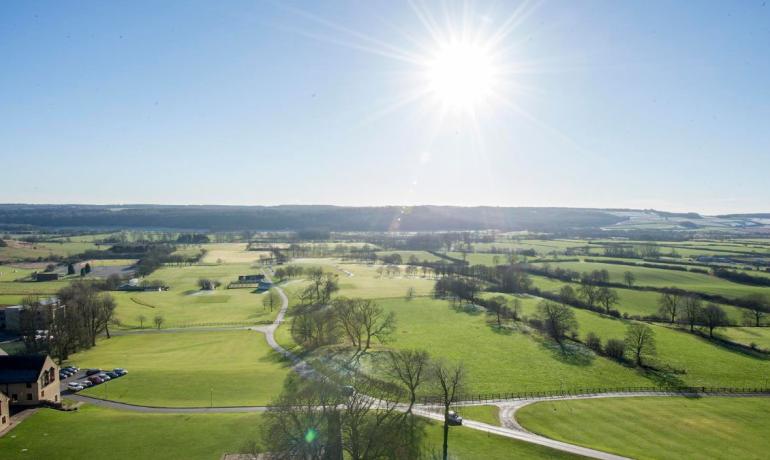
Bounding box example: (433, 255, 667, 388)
(1, 0, 768, 214)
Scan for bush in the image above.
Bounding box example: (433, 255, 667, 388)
(604, 338, 626, 360)
(585, 332, 602, 353)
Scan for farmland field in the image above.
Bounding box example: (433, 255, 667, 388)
(0, 404, 579, 460)
(113, 263, 278, 327)
(517, 396, 770, 460)
(0, 240, 104, 261)
(69, 330, 290, 407)
(531, 260, 770, 300)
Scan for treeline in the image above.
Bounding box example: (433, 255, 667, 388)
(20, 282, 117, 363)
(712, 268, 770, 287)
(0, 204, 625, 232)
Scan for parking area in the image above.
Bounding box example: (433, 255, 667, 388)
(59, 366, 128, 394)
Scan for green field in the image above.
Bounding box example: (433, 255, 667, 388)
(0, 405, 265, 459)
(365, 297, 651, 393)
(517, 396, 770, 460)
(0, 240, 104, 261)
(113, 263, 278, 327)
(294, 258, 436, 299)
(455, 405, 500, 425)
(533, 260, 770, 300)
(717, 327, 770, 352)
(528, 273, 747, 323)
(0, 404, 579, 460)
(69, 330, 290, 407)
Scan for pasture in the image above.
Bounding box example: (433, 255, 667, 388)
(0, 404, 579, 460)
(69, 330, 290, 407)
(113, 263, 278, 328)
(517, 396, 770, 460)
(0, 239, 103, 262)
(531, 260, 770, 300)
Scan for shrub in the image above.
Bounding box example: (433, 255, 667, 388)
(604, 338, 626, 360)
(585, 332, 602, 353)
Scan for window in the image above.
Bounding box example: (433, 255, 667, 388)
(26, 393, 32, 401)
(2, 416, 6, 424)
(25, 382, 32, 389)
(11, 394, 17, 401)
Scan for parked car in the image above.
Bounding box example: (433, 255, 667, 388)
(78, 380, 93, 387)
(98, 373, 111, 381)
(88, 376, 103, 385)
(105, 371, 118, 379)
(113, 368, 128, 376)
(446, 411, 463, 426)
(86, 369, 101, 376)
(67, 382, 84, 392)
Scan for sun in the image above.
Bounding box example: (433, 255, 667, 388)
(425, 41, 497, 110)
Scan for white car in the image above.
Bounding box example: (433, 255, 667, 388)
(67, 382, 84, 391)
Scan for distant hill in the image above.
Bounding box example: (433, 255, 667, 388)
(0, 204, 625, 232)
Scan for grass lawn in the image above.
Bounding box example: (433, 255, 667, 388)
(717, 327, 770, 352)
(514, 298, 770, 388)
(0, 405, 264, 460)
(200, 243, 272, 264)
(0, 404, 580, 460)
(293, 258, 436, 299)
(69, 330, 289, 407)
(367, 297, 650, 393)
(114, 263, 278, 328)
(517, 396, 770, 460)
(455, 405, 500, 425)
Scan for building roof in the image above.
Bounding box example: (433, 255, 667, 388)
(0, 355, 49, 384)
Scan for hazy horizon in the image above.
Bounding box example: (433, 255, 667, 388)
(2, 1, 769, 214)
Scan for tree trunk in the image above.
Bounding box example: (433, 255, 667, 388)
(442, 406, 450, 460)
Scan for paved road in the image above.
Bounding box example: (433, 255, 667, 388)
(67, 277, 770, 459)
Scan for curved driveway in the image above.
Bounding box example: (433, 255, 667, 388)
(68, 278, 770, 460)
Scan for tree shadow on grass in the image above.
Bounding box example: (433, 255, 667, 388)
(448, 301, 484, 316)
(539, 339, 595, 367)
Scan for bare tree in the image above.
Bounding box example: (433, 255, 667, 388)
(625, 323, 656, 367)
(432, 360, 465, 460)
(702, 303, 728, 338)
(681, 295, 703, 332)
(623, 271, 636, 288)
(359, 299, 396, 351)
(596, 287, 619, 314)
(405, 286, 416, 301)
(536, 300, 578, 350)
(153, 314, 164, 329)
(137, 314, 147, 329)
(385, 349, 430, 414)
(658, 292, 682, 323)
(262, 288, 280, 312)
(741, 294, 769, 327)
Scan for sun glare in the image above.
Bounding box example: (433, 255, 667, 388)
(426, 41, 497, 110)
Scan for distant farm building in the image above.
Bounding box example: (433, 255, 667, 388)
(0, 298, 63, 332)
(118, 278, 169, 292)
(229, 274, 270, 289)
(0, 355, 60, 407)
(238, 274, 265, 283)
(34, 272, 59, 282)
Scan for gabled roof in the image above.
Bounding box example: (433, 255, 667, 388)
(0, 355, 49, 384)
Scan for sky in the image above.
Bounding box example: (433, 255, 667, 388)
(1, 0, 769, 215)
